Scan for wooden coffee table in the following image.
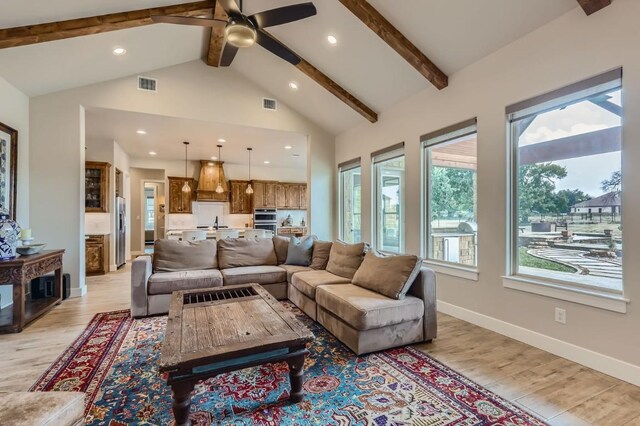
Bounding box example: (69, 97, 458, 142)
(159, 284, 314, 426)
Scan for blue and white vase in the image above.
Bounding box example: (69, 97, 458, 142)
(0, 211, 20, 260)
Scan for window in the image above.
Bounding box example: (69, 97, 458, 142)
(338, 158, 362, 243)
(145, 190, 155, 231)
(372, 143, 405, 253)
(507, 69, 623, 295)
(422, 119, 478, 268)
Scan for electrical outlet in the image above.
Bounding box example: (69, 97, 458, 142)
(555, 307, 566, 324)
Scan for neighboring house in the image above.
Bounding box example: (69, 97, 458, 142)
(571, 191, 621, 214)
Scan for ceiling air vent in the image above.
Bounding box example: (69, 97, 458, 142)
(138, 76, 157, 92)
(262, 98, 277, 111)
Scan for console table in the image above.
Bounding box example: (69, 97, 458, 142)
(0, 249, 65, 333)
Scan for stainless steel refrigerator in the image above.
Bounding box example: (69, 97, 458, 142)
(116, 197, 126, 268)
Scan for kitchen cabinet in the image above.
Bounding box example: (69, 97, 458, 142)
(229, 180, 253, 214)
(86, 234, 109, 276)
(85, 161, 111, 212)
(168, 177, 196, 214)
(251, 180, 277, 208)
(276, 183, 308, 210)
(196, 160, 228, 202)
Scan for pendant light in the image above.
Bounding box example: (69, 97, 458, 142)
(246, 147, 254, 194)
(182, 141, 191, 193)
(215, 144, 224, 194)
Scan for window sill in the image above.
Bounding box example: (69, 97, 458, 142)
(502, 275, 628, 313)
(423, 261, 479, 281)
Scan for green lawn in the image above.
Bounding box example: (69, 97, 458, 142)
(518, 247, 576, 273)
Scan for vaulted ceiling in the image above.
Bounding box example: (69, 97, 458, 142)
(0, 0, 584, 134)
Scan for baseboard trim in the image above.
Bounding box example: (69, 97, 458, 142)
(70, 286, 87, 298)
(109, 264, 118, 272)
(437, 300, 640, 387)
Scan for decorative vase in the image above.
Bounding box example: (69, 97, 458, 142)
(0, 211, 20, 260)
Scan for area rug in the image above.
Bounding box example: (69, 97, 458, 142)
(32, 305, 547, 425)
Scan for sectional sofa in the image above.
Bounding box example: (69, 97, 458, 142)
(131, 237, 437, 355)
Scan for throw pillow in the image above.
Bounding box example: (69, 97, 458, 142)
(352, 250, 422, 300)
(153, 239, 218, 272)
(273, 236, 290, 265)
(285, 235, 318, 266)
(310, 240, 332, 270)
(326, 241, 366, 279)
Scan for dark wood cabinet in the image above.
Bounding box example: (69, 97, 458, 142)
(251, 180, 277, 208)
(168, 177, 196, 214)
(86, 234, 109, 276)
(276, 183, 287, 209)
(275, 183, 307, 210)
(229, 180, 253, 214)
(85, 161, 111, 212)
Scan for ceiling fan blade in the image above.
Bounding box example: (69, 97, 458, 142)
(220, 42, 239, 67)
(151, 15, 226, 28)
(217, 0, 241, 15)
(256, 30, 301, 66)
(250, 3, 316, 29)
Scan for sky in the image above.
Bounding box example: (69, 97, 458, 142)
(520, 89, 621, 197)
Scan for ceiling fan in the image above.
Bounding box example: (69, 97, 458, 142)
(152, 0, 316, 67)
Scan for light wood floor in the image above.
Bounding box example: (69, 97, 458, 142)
(1, 266, 639, 425)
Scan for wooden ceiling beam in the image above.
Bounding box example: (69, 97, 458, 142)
(258, 30, 377, 123)
(577, 0, 612, 15)
(337, 0, 448, 90)
(0, 1, 215, 49)
(206, 1, 228, 67)
(296, 58, 378, 123)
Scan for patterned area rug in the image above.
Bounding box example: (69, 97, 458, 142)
(32, 305, 547, 425)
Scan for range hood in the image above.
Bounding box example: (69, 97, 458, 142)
(196, 160, 228, 202)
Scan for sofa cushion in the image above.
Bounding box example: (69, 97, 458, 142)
(218, 237, 277, 269)
(291, 270, 351, 299)
(153, 239, 217, 272)
(315, 284, 424, 331)
(273, 236, 290, 265)
(147, 270, 223, 295)
(326, 241, 366, 279)
(279, 264, 313, 282)
(221, 265, 287, 286)
(310, 240, 332, 270)
(352, 250, 422, 300)
(285, 235, 317, 266)
(0, 391, 85, 426)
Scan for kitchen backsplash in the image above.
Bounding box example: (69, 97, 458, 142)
(167, 203, 307, 230)
(278, 210, 307, 227)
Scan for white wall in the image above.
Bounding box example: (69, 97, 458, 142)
(336, 0, 640, 376)
(0, 76, 29, 308)
(29, 60, 334, 295)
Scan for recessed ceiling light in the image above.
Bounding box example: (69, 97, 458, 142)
(292, 154, 300, 157)
(113, 47, 127, 56)
(136, 129, 147, 135)
(327, 35, 337, 45)
(288, 81, 299, 90)
(210, 156, 217, 160)
(284, 145, 293, 150)
(217, 138, 226, 143)
(264, 160, 270, 164)
(148, 151, 157, 156)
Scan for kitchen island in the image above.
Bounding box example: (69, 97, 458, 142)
(165, 228, 271, 240)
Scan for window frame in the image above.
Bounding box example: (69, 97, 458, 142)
(338, 158, 362, 243)
(371, 143, 405, 254)
(504, 68, 628, 312)
(421, 118, 479, 279)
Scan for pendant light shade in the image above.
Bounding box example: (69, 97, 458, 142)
(215, 144, 224, 194)
(182, 141, 191, 193)
(246, 147, 254, 194)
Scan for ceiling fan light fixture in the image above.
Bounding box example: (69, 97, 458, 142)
(225, 19, 257, 48)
